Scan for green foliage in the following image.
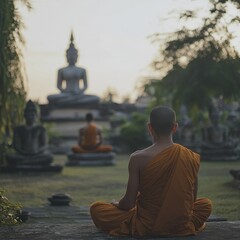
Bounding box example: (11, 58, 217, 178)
(146, 0, 240, 110)
(43, 122, 61, 143)
(119, 112, 151, 152)
(0, 189, 22, 225)
(0, 0, 31, 142)
(0, 141, 11, 166)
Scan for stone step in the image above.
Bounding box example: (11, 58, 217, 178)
(22, 205, 90, 224)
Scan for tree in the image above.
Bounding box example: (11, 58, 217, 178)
(146, 0, 240, 110)
(102, 88, 118, 103)
(0, 0, 31, 143)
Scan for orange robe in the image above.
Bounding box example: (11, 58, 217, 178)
(90, 144, 212, 237)
(72, 123, 112, 153)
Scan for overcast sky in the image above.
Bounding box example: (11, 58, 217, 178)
(19, 0, 211, 103)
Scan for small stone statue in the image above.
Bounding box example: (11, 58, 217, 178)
(202, 108, 228, 147)
(201, 101, 239, 161)
(6, 100, 53, 166)
(179, 105, 191, 127)
(47, 32, 100, 105)
(174, 105, 196, 149)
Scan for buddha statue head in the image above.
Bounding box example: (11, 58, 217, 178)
(24, 100, 37, 126)
(66, 32, 78, 65)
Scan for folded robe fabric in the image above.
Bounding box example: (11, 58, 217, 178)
(82, 123, 98, 147)
(72, 124, 112, 153)
(90, 144, 212, 237)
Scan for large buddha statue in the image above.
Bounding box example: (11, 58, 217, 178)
(47, 32, 100, 106)
(6, 100, 53, 166)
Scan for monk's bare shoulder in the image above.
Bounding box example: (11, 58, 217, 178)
(129, 145, 155, 169)
(131, 144, 155, 157)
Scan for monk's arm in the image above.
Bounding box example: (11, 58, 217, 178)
(81, 69, 88, 92)
(118, 155, 139, 210)
(194, 176, 198, 201)
(57, 70, 64, 92)
(38, 128, 48, 153)
(97, 129, 103, 146)
(78, 129, 83, 145)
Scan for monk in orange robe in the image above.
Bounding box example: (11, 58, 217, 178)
(90, 106, 212, 237)
(72, 113, 112, 153)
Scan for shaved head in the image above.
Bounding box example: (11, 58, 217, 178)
(150, 106, 176, 136)
(86, 113, 93, 122)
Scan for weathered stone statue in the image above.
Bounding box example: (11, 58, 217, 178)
(201, 102, 239, 161)
(6, 100, 53, 166)
(202, 107, 228, 147)
(226, 102, 240, 140)
(47, 32, 100, 105)
(179, 105, 195, 142)
(174, 105, 196, 150)
(179, 105, 191, 127)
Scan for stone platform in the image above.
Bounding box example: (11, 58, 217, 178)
(0, 164, 63, 173)
(0, 205, 239, 240)
(67, 152, 116, 166)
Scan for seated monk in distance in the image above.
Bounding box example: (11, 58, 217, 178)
(72, 113, 113, 153)
(90, 106, 212, 237)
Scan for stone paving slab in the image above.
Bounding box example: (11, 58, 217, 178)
(20, 205, 228, 224)
(22, 205, 91, 224)
(0, 222, 240, 240)
(0, 206, 239, 240)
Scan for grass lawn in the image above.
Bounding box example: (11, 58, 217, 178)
(1, 154, 240, 220)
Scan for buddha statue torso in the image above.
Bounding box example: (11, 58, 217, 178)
(13, 125, 47, 155)
(58, 66, 86, 93)
(201, 101, 239, 161)
(6, 100, 53, 166)
(207, 126, 226, 144)
(202, 104, 234, 149)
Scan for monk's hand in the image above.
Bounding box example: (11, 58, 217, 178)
(111, 200, 119, 208)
